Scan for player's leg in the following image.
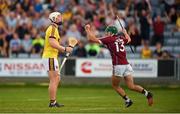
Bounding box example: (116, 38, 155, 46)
(111, 75, 133, 107)
(48, 71, 60, 102)
(124, 75, 153, 106)
(48, 71, 64, 107)
(47, 58, 64, 107)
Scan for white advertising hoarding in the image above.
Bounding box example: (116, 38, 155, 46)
(76, 59, 157, 78)
(76, 59, 112, 77)
(0, 59, 47, 77)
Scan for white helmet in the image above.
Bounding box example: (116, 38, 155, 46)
(49, 12, 61, 23)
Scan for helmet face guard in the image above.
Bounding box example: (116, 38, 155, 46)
(105, 26, 118, 35)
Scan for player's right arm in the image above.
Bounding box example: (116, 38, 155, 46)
(85, 24, 102, 44)
(49, 38, 66, 52)
(48, 26, 72, 53)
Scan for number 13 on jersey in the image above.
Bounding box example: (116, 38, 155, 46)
(114, 39, 125, 52)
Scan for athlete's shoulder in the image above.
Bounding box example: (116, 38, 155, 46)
(99, 35, 114, 44)
(99, 35, 111, 40)
(46, 24, 58, 36)
(47, 24, 57, 31)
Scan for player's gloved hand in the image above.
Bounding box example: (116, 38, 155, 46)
(65, 46, 73, 53)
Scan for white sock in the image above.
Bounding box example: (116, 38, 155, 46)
(50, 100, 56, 104)
(123, 95, 130, 102)
(143, 89, 148, 96)
(126, 99, 130, 102)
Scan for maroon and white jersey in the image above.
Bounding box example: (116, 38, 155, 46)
(99, 34, 129, 65)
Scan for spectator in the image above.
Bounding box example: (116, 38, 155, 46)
(32, 12, 41, 29)
(141, 41, 152, 59)
(135, 0, 152, 18)
(20, 0, 31, 12)
(150, 0, 162, 18)
(176, 11, 180, 31)
(0, 34, 7, 57)
(38, 10, 51, 28)
(153, 42, 163, 59)
(31, 28, 38, 39)
(15, 23, 29, 39)
(139, 10, 152, 45)
(93, 14, 101, 30)
(34, 0, 43, 13)
(5, 28, 14, 57)
(0, 17, 7, 34)
(32, 34, 44, 54)
(28, 5, 36, 17)
(161, 50, 173, 60)
(9, 33, 21, 57)
(66, 24, 82, 41)
(128, 20, 141, 52)
(5, 11, 17, 30)
(85, 42, 100, 57)
(163, 0, 176, 17)
(152, 15, 165, 45)
(0, 17, 7, 57)
(73, 16, 84, 36)
(62, 8, 73, 21)
(73, 40, 87, 57)
(166, 7, 177, 24)
(105, 12, 114, 25)
(18, 12, 30, 25)
(21, 34, 32, 54)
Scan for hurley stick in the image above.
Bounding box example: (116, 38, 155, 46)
(116, 15, 134, 53)
(59, 37, 78, 72)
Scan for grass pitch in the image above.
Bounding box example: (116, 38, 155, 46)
(0, 84, 180, 113)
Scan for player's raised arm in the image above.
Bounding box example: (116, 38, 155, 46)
(84, 24, 102, 44)
(122, 28, 131, 43)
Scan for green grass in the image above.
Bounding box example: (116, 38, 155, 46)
(0, 84, 180, 113)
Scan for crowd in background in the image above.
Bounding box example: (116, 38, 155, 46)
(0, 0, 180, 59)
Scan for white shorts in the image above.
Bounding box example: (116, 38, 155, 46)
(113, 64, 134, 77)
(43, 58, 60, 71)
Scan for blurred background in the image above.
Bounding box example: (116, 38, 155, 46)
(0, 0, 179, 83)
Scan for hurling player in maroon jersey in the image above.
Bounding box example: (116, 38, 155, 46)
(85, 24, 153, 108)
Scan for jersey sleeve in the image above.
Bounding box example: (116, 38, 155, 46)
(99, 36, 114, 44)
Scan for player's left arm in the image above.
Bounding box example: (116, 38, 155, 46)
(122, 28, 131, 44)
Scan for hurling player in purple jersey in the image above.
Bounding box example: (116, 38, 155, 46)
(85, 24, 153, 108)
